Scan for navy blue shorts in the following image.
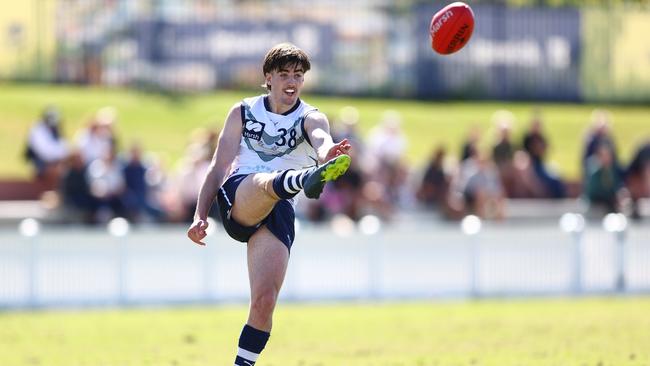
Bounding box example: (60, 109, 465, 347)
(217, 174, 295, 251)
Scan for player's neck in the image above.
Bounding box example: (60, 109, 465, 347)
(264, 94, 299, 116)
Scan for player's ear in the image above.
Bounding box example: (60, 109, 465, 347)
(264, 73, 272, 90)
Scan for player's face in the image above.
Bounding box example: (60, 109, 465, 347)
(266, 64, 305, 109)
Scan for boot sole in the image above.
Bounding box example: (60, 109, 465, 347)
(321, 154, 351, 182)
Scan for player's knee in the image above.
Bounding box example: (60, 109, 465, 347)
(250, 290, 278, 317)
(254, 173, 280, 200)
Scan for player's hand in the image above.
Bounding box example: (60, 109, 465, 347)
(187, 219, 209, 246)
(324, 138, 352, 162)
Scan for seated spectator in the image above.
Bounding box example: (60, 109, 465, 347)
(492, 126, 514, 168)
(75, 106, 118, 164)
(461, 126, 480, 163)
(416, 146, 449, 210)
(175, 135, 215, 222)
(59, 149, 96, 223)
(365, 110, 410, 219)
(87, 142, 127, 221)
(625, 141, 650, 219)
(367, 110, 407, 167)
(509, 150, 548, 198)
(522, 109, 545, 156)
(522, 112, 566, 198)
(25, 106, 69, 189)
(583, 109, 621, 178)
(585, 143, 626, 214)
(332, 106, 365, 152)
(491, 111, 517, 197)
(122, 143, 166, 223)
(451, 148, 505, 220)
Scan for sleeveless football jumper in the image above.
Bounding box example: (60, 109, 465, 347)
(217, 95, 319, 250)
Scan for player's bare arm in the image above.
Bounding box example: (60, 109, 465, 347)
(187, 103, 243, 245)
(304, 111, 352, 163)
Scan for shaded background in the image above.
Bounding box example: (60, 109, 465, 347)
(2, 1, 649, 101)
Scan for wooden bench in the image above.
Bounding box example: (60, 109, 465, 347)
(0, 179, 48, 201)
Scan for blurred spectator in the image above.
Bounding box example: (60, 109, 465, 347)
(625, 141, 650, 219)
(461, 126, 480, 162)
(416, 146, 449, 210)
(491, 111, 517, 197)
(332, 106, 365, 151)
(522, 111, 566, 198)
(491, 111, 515, 167)
(75, 106, 118, 164)
(522, 110, 545, 156)
(175, 128, 219, 222)
(583, 109, 621, 178)
(24, 106, 69, 189)
(451, 145, 505, 220)
(87, 142, 126, 221)
(584, 143, 626, 214)
(122, 142, 166, 223)
(367, 110, 407, 166)
(59, 149, 96, 223)
(365, 110, 410, 218)
(509, 150, 548, 198)
(203, 128, 220, 160)
(487, 111, 545, 198)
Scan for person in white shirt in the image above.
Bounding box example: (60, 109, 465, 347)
(25, 107, 69, 188)
(75, 106, 117, 164)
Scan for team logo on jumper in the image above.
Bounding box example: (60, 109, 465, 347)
(243, 120, 265, 141)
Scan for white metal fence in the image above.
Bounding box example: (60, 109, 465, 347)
(1, 218, 649, 308)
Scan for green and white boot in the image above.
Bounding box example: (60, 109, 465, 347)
(303, 154, 351, 199)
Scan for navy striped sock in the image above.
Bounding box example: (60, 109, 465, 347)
(271, 168, 314, 199)
(234, 324, 270, 366)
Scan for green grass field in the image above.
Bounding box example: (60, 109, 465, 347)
(1, 298, 649, 365)
(2, 83, 650, 180)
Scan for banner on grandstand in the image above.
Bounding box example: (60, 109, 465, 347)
(110, 20, 334, 90)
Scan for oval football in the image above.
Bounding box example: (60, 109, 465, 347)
(430, 2, 475, 55)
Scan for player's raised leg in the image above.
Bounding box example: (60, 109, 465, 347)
(233, 226, 289, 366)
(229, 172, 280, 227)
(231, 154, 351, 226)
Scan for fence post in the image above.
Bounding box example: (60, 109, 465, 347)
(360, 215, 382, 300)
(108, 218, 130, 305)
(602, 213, 628, 292)
(19, 218, 41, 308)
(559, 213, 585, 294)
(461, 215, 482, 298)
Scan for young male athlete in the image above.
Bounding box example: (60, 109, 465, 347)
(187, 43, 352, 365)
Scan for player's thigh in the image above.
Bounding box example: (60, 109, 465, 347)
(232, 173, 277, 226)
(247, 225, 290, 295)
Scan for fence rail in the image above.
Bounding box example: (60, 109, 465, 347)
(1, 219, 649, 308)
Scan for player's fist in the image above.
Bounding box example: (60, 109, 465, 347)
(187, 219, 209, 246)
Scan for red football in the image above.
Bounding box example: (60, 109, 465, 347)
(430, 2, 475, 55)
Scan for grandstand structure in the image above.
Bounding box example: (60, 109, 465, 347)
(1, 1, 649, 101)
